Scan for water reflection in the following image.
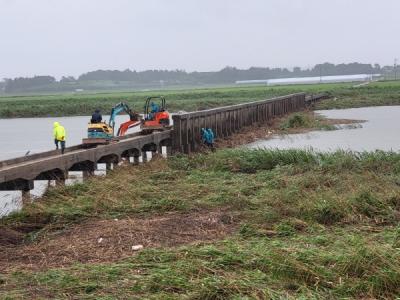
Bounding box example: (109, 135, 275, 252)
(247, 106, 400, 152)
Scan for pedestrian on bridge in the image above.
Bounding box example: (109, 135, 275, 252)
(53, 122, 66, 154)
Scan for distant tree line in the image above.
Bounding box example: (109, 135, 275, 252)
(3, 76, 56, 93)
(77, 63, 383, 84)
(1, 62, 397, 93)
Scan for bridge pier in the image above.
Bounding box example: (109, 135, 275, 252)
(82, 168, 95, 179)
(55, 178, 66, 187)
(0, 179, 34, 192)
(133, 154, 140, 164)
(142, 151, 148, 162)
(0, 179, 34, 202)
(127, 149, 141, 164)
(157, 144, 163, 155)
(22, 190, 31, 202)
(69, 161, 97, 179)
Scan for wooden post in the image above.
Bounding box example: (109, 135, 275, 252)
(172, 115, 182, 153)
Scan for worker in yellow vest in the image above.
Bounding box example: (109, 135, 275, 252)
(53, 122, 66, 154)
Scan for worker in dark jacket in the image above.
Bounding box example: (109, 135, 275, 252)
(91, 109, 102, 123)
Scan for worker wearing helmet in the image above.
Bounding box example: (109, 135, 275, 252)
(53, 122, 66, 154)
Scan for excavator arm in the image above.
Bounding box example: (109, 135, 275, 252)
(108, 102, 142, 136)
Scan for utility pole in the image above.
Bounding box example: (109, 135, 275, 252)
(395, 58, 398, 81)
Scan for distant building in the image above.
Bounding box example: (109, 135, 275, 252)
(236, 74, 382, 86)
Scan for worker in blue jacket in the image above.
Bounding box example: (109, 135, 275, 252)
(148, 102, 159, 120)
(207, 128, 215, 146)
(201, 128, 209, 145)
(151, 102, 159, 113)
(201, 128, 215, 149)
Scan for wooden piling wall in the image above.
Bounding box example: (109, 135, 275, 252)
(172, 93, 306, 153)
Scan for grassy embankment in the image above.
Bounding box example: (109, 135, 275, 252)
(1, 148, 400, 299)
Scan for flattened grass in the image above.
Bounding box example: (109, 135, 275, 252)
(2, 230, 400, 299)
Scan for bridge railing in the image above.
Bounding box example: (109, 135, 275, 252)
(172, 93, 306, 153)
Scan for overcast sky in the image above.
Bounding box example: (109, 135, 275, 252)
(0, 0, 399, 79)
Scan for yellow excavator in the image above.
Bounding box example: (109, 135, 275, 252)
(83, 102, 141, 145)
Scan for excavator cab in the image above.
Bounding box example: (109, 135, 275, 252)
(142, 96, 171, 132)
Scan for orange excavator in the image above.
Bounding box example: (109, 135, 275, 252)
(141, 96, 171, 133)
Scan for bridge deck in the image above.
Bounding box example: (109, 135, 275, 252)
(0, 130, 172, 185)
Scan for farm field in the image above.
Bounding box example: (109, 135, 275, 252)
(2, 81, 400, 118)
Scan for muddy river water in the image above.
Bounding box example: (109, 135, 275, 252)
(1, 106, 399, 217)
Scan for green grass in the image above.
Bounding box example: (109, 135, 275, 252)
(2, 149, 400, 299)
(5, 149, 400, 225)
(0, 83, 351, 118)
(279, 113, 336, 131)
(2, 80, 400, 118)
(316, 80, 400, 110)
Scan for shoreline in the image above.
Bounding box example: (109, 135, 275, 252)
(214, 110, 364, 149)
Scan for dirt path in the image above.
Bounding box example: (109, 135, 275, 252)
(0, 210, 238, 273)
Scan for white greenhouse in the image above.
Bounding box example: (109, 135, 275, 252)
(236, 74, 381, 86)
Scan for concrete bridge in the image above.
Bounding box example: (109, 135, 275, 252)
(0, 92, 326, 196)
